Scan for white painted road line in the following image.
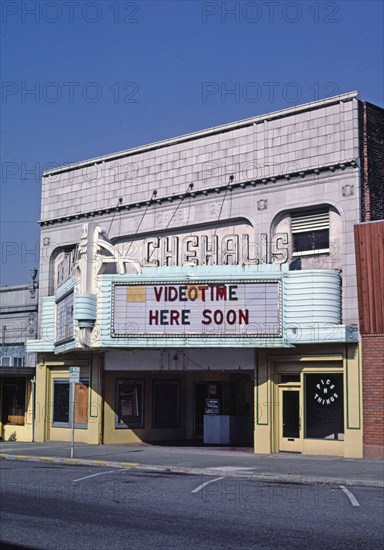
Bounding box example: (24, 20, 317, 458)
(191, 477, 225, 494)
(206, 467, 255, 471)
(73, 470, 123, 483)
(339, 485, 360, 507)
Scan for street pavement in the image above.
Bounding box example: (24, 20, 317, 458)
(1, 461, 383, 549)
(1, 441, 383, 487)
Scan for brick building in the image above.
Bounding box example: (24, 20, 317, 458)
(354, 221, 384, 459)
(27, 92, 383, 457)
(359, 102, 384, 221)
(355, 101, 384, 459)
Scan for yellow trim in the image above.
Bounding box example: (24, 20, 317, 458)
(278, 385, 303, 453)
(270, 355, 343, 362)
(254, 344, 362, 458)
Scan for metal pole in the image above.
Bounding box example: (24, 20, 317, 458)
(70, 381, 75, 458)
(31, 378, 36, 443)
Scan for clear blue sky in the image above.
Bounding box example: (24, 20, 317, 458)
(1, 0, 383, 285)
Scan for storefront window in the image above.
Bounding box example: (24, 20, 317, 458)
(305, 374, 344, 440)
(52, 379, 89, 427)
(53, 381, 69, 424)
(2, 377, 26, 425)
(152, 380, 180, 429)
(116, 379, 144, 428)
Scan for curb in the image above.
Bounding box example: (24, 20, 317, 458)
(1, 453, 383, 488)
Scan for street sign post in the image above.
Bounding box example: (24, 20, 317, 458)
(69, 367, 80, 458)
(69, 366, 80, 384)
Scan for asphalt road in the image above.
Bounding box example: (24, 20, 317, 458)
(1, 462, 383, 549)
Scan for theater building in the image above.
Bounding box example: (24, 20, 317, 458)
(27, 92, 383, 457)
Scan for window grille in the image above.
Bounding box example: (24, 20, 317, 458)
(291, 209, 329, 254)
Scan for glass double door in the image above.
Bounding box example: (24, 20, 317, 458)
(279, 386, 302, 452)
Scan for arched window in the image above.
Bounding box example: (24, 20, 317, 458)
(291, 208, 329, 255)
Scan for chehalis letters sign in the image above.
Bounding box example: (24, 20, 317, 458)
(112, 280, 281, 338)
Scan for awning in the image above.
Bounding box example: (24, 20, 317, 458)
(0, 367, 35, 376)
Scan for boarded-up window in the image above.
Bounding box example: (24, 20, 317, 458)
(74, 382, 89, 425)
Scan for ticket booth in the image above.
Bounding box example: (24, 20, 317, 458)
(194, 380, 252, 446)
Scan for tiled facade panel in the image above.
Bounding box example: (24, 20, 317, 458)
(41, 97, 359, 222)
(38, 94, 362, 328)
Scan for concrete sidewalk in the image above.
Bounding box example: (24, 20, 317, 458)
(1, 441, 383, 488)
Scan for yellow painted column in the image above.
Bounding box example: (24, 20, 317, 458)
(86, 354, 103, 445)
(34, 360, 48, 442)
(344, 343, 363, 458)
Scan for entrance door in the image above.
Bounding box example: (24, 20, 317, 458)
(279, 387, 302, 452)
(194, 383, 207, 439)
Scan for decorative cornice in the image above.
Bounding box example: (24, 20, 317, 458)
(39, 159, 358, 227)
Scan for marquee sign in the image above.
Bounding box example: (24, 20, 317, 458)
(56, 292, 74, 343)
(111, 280, 281, 338)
